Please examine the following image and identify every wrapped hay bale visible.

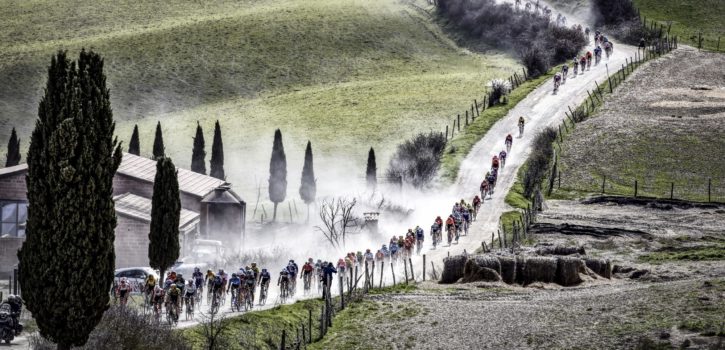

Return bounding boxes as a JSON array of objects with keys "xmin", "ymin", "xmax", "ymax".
[
  {"xmin": 462, "ymin": 260, "xmax": 502, "ymax": 282},
  {"xmin": 440, "ymin": 255, "xmax": 468, "ymax": 284},
  {"xmin": 584, "ymin": 258, "xmax": 612, "ymax": 279},
  {"xmin": 522, "ymin": 256, "xmax": 557, "ymax": 285},
  {"xmin": 470, "ymin": 255, "xmax": 502, "ymax": 275},
  {"xmin": 536, "ymin": 245, "xmax": 586, "ymax": 256},
  {"xmin": 555, "ymin": 256, "xmax": 585, "ymax": 286},
  {"xmin": 515, "ymin": 255, "xmax": 527, "ymax": 285},
  {"xmin": 498, "ymin": 256, "xmax": 517, "ymax": 284}
]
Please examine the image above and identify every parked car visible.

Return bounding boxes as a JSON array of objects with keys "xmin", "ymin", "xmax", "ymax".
[
  {"xmin": 171, "ymin": 260, "xmax": 207, "ymax": 280},
  {"xmin": 112, "ymin": 267, "xmax": 159, "ymax": 295}
]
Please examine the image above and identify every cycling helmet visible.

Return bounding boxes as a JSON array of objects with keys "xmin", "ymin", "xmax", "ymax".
[
  {"xmin": 207, "ymin": 269, "xmax": 212, "ymax": 274},
  {"xmin": 262, "ymin": 268, "xmax": 267, "ymax": 273},
  {"xmin": 170, "ymin": 284, "xmax": 177, "ymax": 289},
  {"xmin": 178, "ymin": 274, "xmax": 183, "ymax": 278},
  {"xmin": 194, "ymin": 267, "xmax": 200, "ymax": 273},
  {"xmin": 382, "ymin": 244, "xmax": 387, "ymax": 249},
  {"xmin": 232, "ymin": 273, "xmax": 238, "ymax": 278},
  {"xmin": 245, "ymin": 266, "xmax": 251, "ymax": 270},
  {"xmin": 218, "ymin": 269, "xmax": 223, "ymax": 274},
  {"xmin": 289, "ymin": 260, "xmax": 295, "ymax": 264},
  {"xmin": 120, "ymin": 277, "xmax": 127, "ymax": 283},
  {"xmin": 188, "ymin": 280, "xmax": 194, "ymax": 285},
  {"xmin": 366, "ymin": 249, "xmax": 371, "ymax": 253}
]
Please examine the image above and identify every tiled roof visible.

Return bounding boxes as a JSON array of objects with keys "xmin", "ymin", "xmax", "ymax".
[
  {"xmin": 117, "ymin": 153, "xmax": 226, "ymax": 198},
  {"xmin": 114, "ymin": 193, "xmax": 199, "ymax": 229},
  {"xmin": 0, "ymin": 164, "xmax": 27, "ymax": 178}
]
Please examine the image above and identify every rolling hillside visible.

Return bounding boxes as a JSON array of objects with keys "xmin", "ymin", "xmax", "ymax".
[{"xmin": 0, "ymin": 0, "xmax": 519, "ymax": 199}]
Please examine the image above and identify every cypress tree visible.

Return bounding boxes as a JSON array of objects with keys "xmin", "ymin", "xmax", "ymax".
[
  {"xmin": 190, "ymin": 121, "xmax": 206, "ymax": 174},
  {"xmin": 152, "ymin": 121, "xmax": 164, "ymax": 159},
  {"xmin": 18, "ymin": 50, "xmax": 122, "ymax": 350},
  {"xmin": 299, "ymin": 140, "xmax": 316, "ymax": 223},
  {"xmin": 5, "ymin": 127, "xmax": 21, "ymax": 167},
  {"xmin": 269, "ymin": 129, "xmax": 287, "ymax": 222},
  {"xmin": 128, "ymin": 124, "xmax": 140, "ymax": 155},
  {"xmin": 148, "ymin": 156, "xmax": 181, "ymax": 281},
  {"xmin": 209, "ymin": 120, "xmax": 225, "ymax": 180},
  {"xmin": 366, "ymin": 147, "xmax": 377, "ymax": 190}
]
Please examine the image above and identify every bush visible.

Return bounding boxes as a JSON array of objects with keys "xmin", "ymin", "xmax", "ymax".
[
  {"xmin": 521, "ymin": 46, "xmax": 550, "ymax": 79},
  {"xmin": 592, "ymin": 0, "xmax": 638, "ymax": 26},
  {"xmin": 522, "ymin": 127, "xmax": 557, "ymax": 198},
  {"xmin": 438, "ymin": 0, "xmax": 587, "ymax": 72},
  {"xmin": 592, "ymin": 0, "xmax": 662, "ymax": 45},
  {"xmin": 387, "ymin": 132, "xmax": 446, "ymax": 188},
  {"xmin": 488, "ymin": 78, "xmax": 512, "ymax": 106},
  {"xmin": 29, "ymin": 307, "xmax": 190, "ymax": 350}
]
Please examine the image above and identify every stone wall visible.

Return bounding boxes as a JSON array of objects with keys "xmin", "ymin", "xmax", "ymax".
[{"xmin": 114, "ymin": 215, "xmax": 150, "ymax": 268}]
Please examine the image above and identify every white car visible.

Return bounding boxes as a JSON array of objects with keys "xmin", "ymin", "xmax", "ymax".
[{"xmin": 113, "ymin": 267, "xmax": 159, "ymax": 295}]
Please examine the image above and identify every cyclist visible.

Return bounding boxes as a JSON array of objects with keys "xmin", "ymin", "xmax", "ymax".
[
  {"xmin": 604, "ymin": 41, "xmax": 613, "ymax": 59},
  {"xmin": 492, "ymin": 155, "xmax": 500, "ymax": 171},
  {"xmin": 205, "ymin": 269, "xmax": 215, "ymax": 293},
  {"xmin": 175, "ymin": 273, "xmax": 186, "ymax": 293},
  {"xmin": 561, "ymin": 64, "xmax": 569, "ymax": 82},
  {"xmin": 445, "ymin": 215, "xmax": 456, "ymax": 245},
  {"xmin": 192, "ymin": 267, "xmax": 204, "ymax": 292},
  {"xmin": 167, "ymin": 284, "xmax": 181, "ymax": 321},
  {"xmin": 258, "ymin": 268, "xmax": 271, "ymax": 290},
  {"xmin": 415, "ymin": 226, "xmax": 425, "ymax": 254},
  {"xmin": 116, "ymin": 277, "xmax": 131, "ymax": 307},
  {"xmin": 579, "ymin": 56, "xmax": 587, "ymax": 72},
  {"xmin": 381, "ymin": 244, "xmax": 390, "ymax": 261},
  {"xmin": 487, "ymin": 171, "xmax": 496, "ymax": 192},
  {"xmin": 321, "ymin": 262, "xmax": 337, "ymax": 298},
  {"xmin": 375, "ymin": 249, "xmax": 384, "ymax": 262},
  {"xmin": 390, "ymin": 240, "xmax": 399, "ymax": 262},
  {"xmin": 337, "ymin": 258, "xmax": 347, "ymax": 277},
  {"xmin": 585, "ymin": 27, "xmax": 590, "ymax": 37},
  {"xmin": 553, "ymin": 72, "xmax": 562, "ymax": 92},
  {"xmin": 244, "ymin": 269, "xmax": 256, "ymax": 304},
  {"xmin": 518, "ymin": 117, "xmax": 525, "ymax": 137},
  {"xmin": 184, "ymin": 280, "xmax": 196, "ymax": 313},
  {"xmin": 585, "ymin": 51, "xmax": 592, "ymax": 70},
  {"xmin": 278, "ymin": 269, "xmax": 291, "ymax": 298},
  {"xmin": 287, "ymin": 260, "xmax": 298, "ymax": 292},
  {"xmin": 250, "ymin": 263, "xmax": 260, "ymax": 281},
  {"xmin": 301, "ymin": 260, "xmax": 314, "ymax": 291},
  {"xmin": 572, "ymin": 57, "xmax": 579, "ymax": 75},
  {"xmin": 364, "ymin": 249, "xmax": 374, "ymax": 267},
  {"xmin": 228, "ymin": 272, "xmax": 241, "ymax": 304},
  {"xmin": 144, "ymin": 273, "xmax": 157, "ymax": 301},
  {"xmin": 152, "ymin": 285, "xmax": 165, "ymax": 317},
  {"xmin": 499, "ymin": 150, "xmax": 507, "ymax": 168},
  {"xmin": 472, "ymin": 195, "xmax": 481, "ymax": 214}
]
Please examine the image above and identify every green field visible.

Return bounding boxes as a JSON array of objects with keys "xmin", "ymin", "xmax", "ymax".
[
  {"xmin": 634, "ymin": 0, "xmax": 725, "ymax": 50},
  {"xmin": 0, "ymin": 0, "xmax": 520, "ymax": 199}
]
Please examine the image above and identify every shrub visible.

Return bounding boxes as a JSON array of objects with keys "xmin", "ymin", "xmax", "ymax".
[
  {"xmin": 521, "ymin": 46, "xmax": 550, "ymax": 78},
  {"xmin": 387, "ymin": 132, "xmax": 446, "ymax": 188},
  {"xmin": 437, "ymin": 0, "xmax": 586, "ymax": 72},
  {"xmin": 591, "ymin": 0, "xmax": 662, "ymax": 45},
  {"xmin": 488, "ymin": 78, "xmax": 512, "ymax": 106},
  {"xmin": 29, "ymin": 307, "xmax": 190, "ymax": 350},
  {"xmin": 522, "ymin": 127, "xmax": 557, "ymax": 198}
]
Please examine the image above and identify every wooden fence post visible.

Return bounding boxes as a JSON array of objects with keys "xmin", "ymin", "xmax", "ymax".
[
  {"xmin": 708, "ymin": 179, "xmax": 711, "ymax": 202},
  {"xmin": 379, "ymin": 261, "xmax": 384, "ymax": 288},
  {"xmin": 403, "ymin": 260, "xmax": 409, "ymax": 284},
  {"xmin": 670, "ymin": 182, "xmax": 674, "ymax": 199},
  {"xmin": 635, "ymin": 180, "xmax": 638, "ymax": 197},
  {"xmin": 465, "ymin": 110, "xmax": 469, "ymax": 126},
  {"xmin": 445, "ymin": 125, "xmax": 449, "ymax": 140},
  {"xmin": 430, "ymin": 261, "xmax": 438, "ymax": 280},
  {"xmin": 281, "ymin": 329, "xmax": 286, "ymax": 350},
  {"xmin": 408, "ymin": 258, "xmax": 415, "ymax": 282},
  {"xmin": 522, "ymin": 67, "xmax": 528, "ymax": 80},
  {"xmin": 558, "ymin": 125, "xmax": 563, "ymax": 142},
  {"xmin": 558, "ymin": 170, "xmax": 561, "ymax": 189},
  {"xmin": 390, "ymin": 262, "xmax": 396, "ymax": 285},
  {"xmin": 339, "ymin": 275, "xmax": 344, "ymax": 309},
  {"xmin": 308, "ymin": 309, "xmax": 312, "ymax": 343}
]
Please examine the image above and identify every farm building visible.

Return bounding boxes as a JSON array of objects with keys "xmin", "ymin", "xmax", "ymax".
[{"xmin": 0, "ymin": 153, "xmax": 246, "ymax": 275}]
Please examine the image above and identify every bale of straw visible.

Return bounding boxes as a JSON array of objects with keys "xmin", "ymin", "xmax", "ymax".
[
  {"xmin": 498, "ymin": 256, "xmax": 517, "ymax": 284},
  {"xmin": 536, "ymin": 245, "xmax": 586, "ymax": 256},
  {"xmin": 462, "ymin": 260, "xmax": 502, "ymax": 283},
  {"xmin": 440, "ymin": 255, "xmax": 468, "ymax": 284},
  {"xmin": 470, "ymin": 255, "xmax": 502, "ymax": 275},
  {"xmin": 555, "ymin": 256, "xmax": 585, "ymax": 286},
  {"xmin": 585, "ymin": 258, "xmax": 612, "ymax": 279},
  {"xmin": 515, "ymin": 255, "xmax": 527, "ymax": 285},
  {"xmin": 522, "ymin": 256, "xmax": 557, "ymax": 285}
]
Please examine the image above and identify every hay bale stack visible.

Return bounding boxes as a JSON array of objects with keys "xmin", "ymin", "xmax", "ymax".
[
  {"xmin": 462, "ymin": 260, "xmax": 502, "ymax": 282},
  {"xmin": 536, "ymin": 245, "xmax": 586, "ymax": 256},
  {"xmin": 440, "ymin": 255, "xmax": 468, "ymax": 284},
  {"xmin": 522, "ymin": 256, "xmax": 558, "ymax": 285},
  {"xmin": 515, "ymin": 255, "xmax": 527, "ymax": 285},
  {"xmin": 470, "ymin": 255, "xmax": 502, "ymax": 275},
  {"xmin": 585, "ymin": 258, "xmax": 612, "ymax": 279},
  {"xmin": 498, "ymin": 256, "xmax": 517, "ymax": 284},
  {"xmin": 555, "ymin": 256, "xmax": 585, "ymax": 286}
]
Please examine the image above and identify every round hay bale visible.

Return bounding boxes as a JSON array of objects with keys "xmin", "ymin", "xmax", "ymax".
[
  {"xmin": 584, "ymin": 258, "xmax": 612, "ymax": 279},
  {"xmin": 462, "ymin": 260, "xmax": 502, "ymax": 283},
  {"xmin": 523, "ymin": 256, "xmax": 557, "ymax": 285},
  {"xmin": 515, "ymin": 255, "xmax": 527, "ymax": 285},
  {"xmin": 555, "ymin": 256, "xmax": 584, "ymax": 286},
  {"xmin": 470, "ymin": 255, "xmax": 502, "ymax": 275},
  {"xmin": 440, "ymin": 255, "xmax": 468, "ymax": 284},
  {"xmin": 498, "ymin": 256, "xmax": 517, "ymax": 284}
]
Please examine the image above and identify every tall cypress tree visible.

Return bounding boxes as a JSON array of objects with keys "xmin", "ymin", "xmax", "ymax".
[
  {"xmin": 299, "ymin": 140, "xmax": 316, "ymax": 223},
  {"xmin": 148, "ymin": 156, "xmax": 181, "ymax": 280},
  {"xmin": 152, "ymin": 121, "xmax": 164, "ymax": 159},
  {"xmin": 269, "ymin": 129, "xmax": 287, "ymax": 222},
  {"xmin": 190, "ymin": 121, "xmax": 206, "ymax": 174},
  {"xmin": 5, "ymin": 127, "xmax": 21, "ymax": 167},
  {"xmin": 366, "ymin": 147, "xmax": 377, "ymax": 190},
  {"xmin": 128, "ymin": 124, "xmax": 140, "ymax": 156},
  {"xmin": 18, "ymin": 50, "xmax": 122, "ymax": 350},
  {"xmin": 209, "ymin": 120, "xmax": 225, "ymax": 180}
]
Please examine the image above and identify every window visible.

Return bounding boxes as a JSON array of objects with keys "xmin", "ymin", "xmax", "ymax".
[{"xmin": 0, "ymin": 201, "xmax": 27, "ymax": 238}]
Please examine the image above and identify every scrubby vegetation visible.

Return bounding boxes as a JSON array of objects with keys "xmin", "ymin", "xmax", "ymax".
[
  {"xmin": 634, "ymin": 0, "xmax": 725, "ymax": 50},
  {"xmin": 437, "ymin": 0, "xmax": 586, "ymax": 77},
  {"xmin": 387, "ymin": 132, "xmax": 446, "ymax": 188},
  {"xmin": 591, "ymin": 0, "xmax": 660, "ymax": 44},
  {"xmin": 29, "ymin": 307, "xmax": 190, "ymax": 350},
  {"xmin": 522, "ymin": 127, "xmax": 558, "ymax": 198}
]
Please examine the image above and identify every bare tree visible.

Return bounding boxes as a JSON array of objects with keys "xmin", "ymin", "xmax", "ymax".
[
  {"xmin": 196, "ymin": 310, "xmax": 233, "ymax": 350},
  {"xmin": 315, "ymin": 198, "xmax": 360, "ymax": 250}
]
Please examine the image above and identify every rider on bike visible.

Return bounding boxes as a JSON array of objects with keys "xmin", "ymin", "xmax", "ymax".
[
  {"xmin": 278, "ymin": 269, "xmax": 290, "ymax": 294},
  {"xmin": 144, "ymin": 274, "xmax": 157, "ymax": 299},
  {"xmin": 415, "ymin": 225, "xmax": 424, "ymax": 243},
  {"xmin": 167, "ymin": 284, "xmax": 181, "ymax": 320},
  {"xmin": 228, "ymin": 273, "xmax": 241, "ymax": 305},
  {"xmin": 152, "ymin": 285, "xmax": 165, "ymax": 313},
  {"xmin": 184, "ymin": 280, "xmax": 196, "ymax": 310},
  {"xmin": 192, "ymin": 267, "xmax": 204, "ymax": 290},
  {"xmin": 116, "ymin": 277, "xmax": 131, "ymax": 306},
  {"xmin": 381, "ymin": 244, "xmax": 390, "ymax": 260},
  {"xmin": 554, "ymin": 72, "xmax": 562, "ymax": 91},
  {"xmin": 364, "ymin": 249, "xmax": 374, "ymax": 266},
  {"xmin": 499, "ymin": 149, "xmax": 507, "ymax": 166},
  {"xmin": 375, "ymin": 249, "xmax": 384, "ymax": 262},
  {"xmin": 250, "ymin": 263, "xmax": 260, "ymax": 281},
  {"xmin": 259, "ymin": 268, "xmax": 271, "ymax": 289},
  {"xmin": 244, "ymin": 269, "xmax": 256, "ymax": 303},
  {"xmin": 301, "ymin": 260, "xmax": 314, "ymax": 287},
  {"xmin": 518, "ymin": 117, "xmax": 525, "ymax": 135}
]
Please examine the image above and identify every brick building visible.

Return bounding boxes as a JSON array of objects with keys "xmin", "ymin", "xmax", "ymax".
[{"xmin": 0, "ymin": 153, "xmax": 245, "ymax": 275}]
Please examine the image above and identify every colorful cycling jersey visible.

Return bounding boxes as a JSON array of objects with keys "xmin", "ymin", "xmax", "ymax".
[
  {"xmin": 260, "ymin": 272, "xmax": 271, "ymax": 283},
  {"xmin": 229, "ymin": 277, "xmax": 241, "ymax": 287}
]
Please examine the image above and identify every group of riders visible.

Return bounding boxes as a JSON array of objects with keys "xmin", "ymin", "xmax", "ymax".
[{"xmin": 553, "ymin": 29, "xmax": 615, "ymax": 93}]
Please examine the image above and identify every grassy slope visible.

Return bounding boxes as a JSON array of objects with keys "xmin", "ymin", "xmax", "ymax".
[
  {"xmin": 634, "ymin": 0, "xmax": 725, "ymax": 50},
  {"xmin": 0, "ymin": 0, "xmax": 519, "ymax": 198}
]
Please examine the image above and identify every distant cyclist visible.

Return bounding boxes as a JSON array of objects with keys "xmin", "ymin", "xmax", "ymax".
[
  {"xmin": 505, "ymin": 133, "xmax": 513, "ymax": 150},
  {"xmin": 518, "ymin": 117, "xmax": 525, "ymax": 137},
  {"xmin": 561, "ymin": 64, "xmax": 569, "ymax": 82},
  {"xmin": 553, "ymin": 72, "xmax": 562, "ymax": 93}
]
